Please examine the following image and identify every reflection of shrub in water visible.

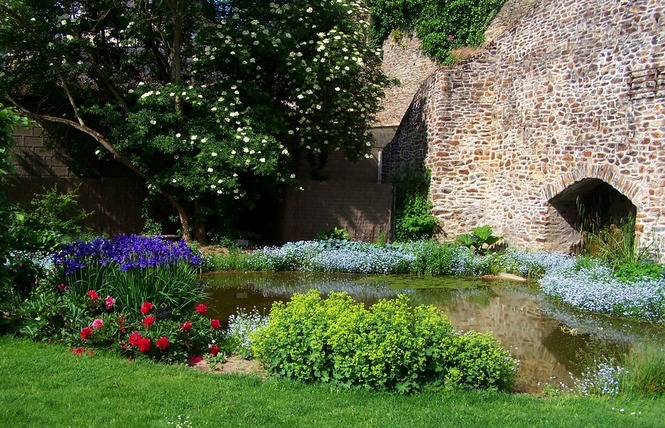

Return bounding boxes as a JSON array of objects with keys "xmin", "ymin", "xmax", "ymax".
[{"xmin": 257, "ymin": 278, "xmax": 408, "ymax": 303}]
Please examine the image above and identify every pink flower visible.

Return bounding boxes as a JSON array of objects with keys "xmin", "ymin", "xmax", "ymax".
[
  {"xmin": 141, "ymin": 301, "xmax": 154, "ymax": 315},
  {"xmin": 57, "ymin": 283, "xmax": 69, "ymax": 291},
  {"xmin": 137, "ymin": 337, "xmax": 152, "ymax": 353},
  {"xmin": 87, "ymin": 290, "xmax": 99, "ymax": 301},
  {"xmin": 194, "ymin": 303, "xmax": 207, "ymax": 314},
  {"xmin": 71, "ymin": 347, "xmax": 85, "ymax": 355},
  {"xmin": 143, "ymin": 316, "xmax": 156, "ymax": 328},
  {"xmin": 105, "ymin": 296, "xmax": 116, "ymax": 310},
  {"xmin": 209, "ymin": 345, "xmax": 220, "ymax": 356},
  {"xmin": 80, "ymin": 327, "xmax": 93, "ymax": 340},
  {"xmin": 91, "ymin": 318, "xmax": 104, "ymax": 329},
  {"xmin": 181, "ymin": 321, "xmax": 193, "ymax": 331},
  {"xmin": 210, "ymin": 319, "xmax": 221, "ymax": 330},
  {"xmin": 156, "ymin": 336, "xmax": 170, "ymax": 350},
  {"xmin": 129, "ymin": 332, "xmax": 142, "ymax": 346}
]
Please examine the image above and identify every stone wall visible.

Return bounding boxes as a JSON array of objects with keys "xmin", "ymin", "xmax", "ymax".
[
  {"xmin": 376, "ymin": 34, "xmax": 439, "ymax": 127},
  {"xmin": 384, "ymin": 0, "xmax": 665, "ymax": 256}
]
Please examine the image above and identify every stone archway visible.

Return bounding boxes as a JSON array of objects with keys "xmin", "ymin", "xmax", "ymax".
[{"xmin": 546, "ymin": 178, "xmax": 637, "ymax": 254}]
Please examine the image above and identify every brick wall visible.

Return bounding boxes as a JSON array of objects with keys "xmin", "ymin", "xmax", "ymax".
[
  {"xmin": 384, "ymin": 0, "xmax": 665, "ymax": 256},
  {"xmin": 9, "ymin": 126, "xmax": 146, "ymax": 235},
  {"xmin": 281, "ymin": 180, "xmax": 393, "ymax": 243}
]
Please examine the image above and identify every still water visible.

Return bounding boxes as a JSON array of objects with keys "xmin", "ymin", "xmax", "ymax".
[{"xmin": 203, "ymin": 271, "xmax": 665, "ymax": 393}]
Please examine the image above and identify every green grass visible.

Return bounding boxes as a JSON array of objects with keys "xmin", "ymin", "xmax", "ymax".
[{"xmin": 1, "ymin": 337, "xmax": 664, "ymax": 427}]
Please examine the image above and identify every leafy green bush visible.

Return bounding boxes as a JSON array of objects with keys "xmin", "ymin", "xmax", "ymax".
[
  {"xmin": 0, "ymin": 106, "xmax": 28, "ymax": 321},
  {"xmin": 315, "ymin": 227, "xmax": 350, "ymax": 241},
  {"xmin": 437, "ymin": 331, "xmax": 517, "ymax": 391},
  {"xmin": 392, "ymin": 167, "xmax": 439, "ymax": 242},
  {"xmin": 17, "ymin": 285, "xmax": 220, "ymax": 364},
  {"xmin": 367, "ymin": 0, "xmax": 505, "ymax": 64},
  {"xmin": 455, "ymin": 225, "xmax": 503, "ymax": 255},
  {"xmin": 252, "ymin": 290, "xmax": 516, "ymax": 393},
  {"xmin": 613, "ymin": 261, "xmax": 663, "ymax": 282},
  {"xmin": 395, "ymin": 193, "xmax": 439, "ymax": 242}
]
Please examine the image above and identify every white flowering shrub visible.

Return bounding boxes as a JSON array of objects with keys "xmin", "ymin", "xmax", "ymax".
[{"xmin": 0, "ymin": 0, "xmax": 389, "ymax": 239}]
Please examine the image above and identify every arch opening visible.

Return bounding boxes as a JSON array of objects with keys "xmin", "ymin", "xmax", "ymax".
[{"xmin": 548, "ymin": 178, "xmax": 637, "ymax": 256}]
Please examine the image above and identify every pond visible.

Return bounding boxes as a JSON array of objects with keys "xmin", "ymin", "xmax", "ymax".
[{"xmin": 202, "ymin": 271, "xmax": 665, "ymax": 393}]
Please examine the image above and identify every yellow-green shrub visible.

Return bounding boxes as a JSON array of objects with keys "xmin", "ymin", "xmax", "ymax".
[{"xmin": 251, "ymin": 290, "xmax": 517, "ymax": 393}]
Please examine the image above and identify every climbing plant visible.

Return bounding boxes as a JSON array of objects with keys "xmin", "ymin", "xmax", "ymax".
[
  {"xmin": 393, "ymin": 167, "xmax": 439, "ymax": 242},
  {"xmin": 366, "ymin": 0, "xmax": 506, "ymax": 64}
]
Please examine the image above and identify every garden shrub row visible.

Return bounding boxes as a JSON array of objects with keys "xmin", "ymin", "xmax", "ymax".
[
  {"xmin": 14, "ymin": 235, "xmax": 223, "ymax": 363},
  {"xmin": 251, "ymin": 290, "xmax": 517, "ymax": 393}
]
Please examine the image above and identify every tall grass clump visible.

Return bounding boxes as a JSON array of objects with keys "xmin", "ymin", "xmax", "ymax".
[
  {"xmin": 53, "ymin": 234, "xmax": 204, "ymax": 315},
  {"xmin": 620, "ymin": 342, "xmax": 665, "ymax": 396},
  {"xmin": 205, "ymin": 248, "xmax": 254, "ymax": 271},
  {"xmin": 402, "ymin": 240, "xmax": 498, "ymax": 276}
]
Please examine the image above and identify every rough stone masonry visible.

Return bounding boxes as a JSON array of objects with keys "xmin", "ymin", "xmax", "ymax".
[{"xmin": 384, "ymin": 0, "xmax": 665, "ymax": 257}]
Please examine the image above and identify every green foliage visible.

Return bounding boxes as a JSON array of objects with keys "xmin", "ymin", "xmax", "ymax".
[
  {"xmin": 222, "ymin": 308, "xmax": 269, "ymax": 359},
  {"xmin": 206, "ymin": 249, "xmax": 254, "ymax": 272},
  {"xmin": 620, "ymin": 342, "xmax": 665, "ymax": 396},
  {"xmin": 0, "ymin": 106, "xmax": 29, "ymax": 320},
  {"xmin": 393, "ymin": 167, "xmax": 439, "ymax": 242},
  {"xmin": 455, "ymin": 225, "xmax": 503, "ymax": 255},
  {"xmin": 252, "ymin": 290, "xmax": 516, "ymax": 393},
  {"xmin": 16, "ymin": 283, "xmax": 218, "ymax": 364},
  {"xmin": 437, "ymin": 331, "xmax": 517, "ymax": 391},
  {"xmin": 315, "ymin": 227, "xmax": 350, "ymax": 241},
  {"xmin": 10, "ymin": 186, "xmax": 93, "ymax": 252},
  {"xmin": 409, "ymin": 240, "xmax": 460, "ymax": 276},
  {"xmin": 367, "ymin": 0, "xmax": 506, "ymax": 64},
  {"xmin": 0, "ymin": 0, "xmax": 389, "ymax": 239},
  {"xmin": 613, "ymin": 261, "xmax": 664, "ymax": 282}
]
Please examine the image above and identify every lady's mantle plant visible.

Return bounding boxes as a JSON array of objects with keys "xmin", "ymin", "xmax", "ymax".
[{"xmin": 251, "ymin": 290, "xmax": 517, "ymax": 393}]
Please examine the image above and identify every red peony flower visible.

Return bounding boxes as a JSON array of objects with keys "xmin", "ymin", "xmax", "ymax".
[
  {"xmin": 80, "ymin": 327, "xmax": 93, "ymax": 340},
  {"xmin": 129, "ymin": 332, "xmax": 142, "ymax": 346},
  {"xmin": 140, "ymin": 301, "xmax": 154, "ymax": 315},
  {"xmin": 209, "ymin": 345, "xmax": 220, "ymax": 356},
  {"xmin": 105, "ymin": 295, "xmax": 116, "ymax": 311},
  {"xmin": 194, "ymin": 303, "xmax": 207, "ymax": 314},
  {"xmin": 86, "ymin": 290, "xmax": 99, "ymax": 301},
  {"xmin": 143, "ymin": 316, "xmax": 156, "ymax": 327},
  {"xmin": 156, "ymin": 336, "xmax": 170, "ymax": 350},
  {"xmin": 187, "ymin": 355, "xmax": 203, "ymax": 364},
  {"xmin": 91, "ymin": 318, "xmax": 104, "ymax": 329},
  {"xmin": 181, "ymin": 321, "xmax": 192, "ymax": 331},
  {"xmin": 210, "ymin": 319, "xmax": 221, "ymax": 330},
  {"xmin": 71, "ymin": 347, "xmax": 85, "ymax": 355},
  {"xmin": 137, "ymin": 337, "xmax": 152, "ymax": 353},
  {"xmin": 57, "ymin": 283, "xmax": 69, "ymax": 291}
]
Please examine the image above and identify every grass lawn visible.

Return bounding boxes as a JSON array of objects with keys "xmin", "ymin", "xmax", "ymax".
[{"xmin": 0, "ymin": 336, "xmax": 662, "ymax": 428}]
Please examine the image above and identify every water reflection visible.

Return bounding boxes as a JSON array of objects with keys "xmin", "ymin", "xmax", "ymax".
[{"xmin": 203, "ymin": 271, "xmax": 664, "ymax": 393}]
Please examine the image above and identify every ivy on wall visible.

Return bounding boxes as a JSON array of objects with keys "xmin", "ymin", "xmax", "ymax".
[{"xmin": 367, "ymin": 0, "xmax": 506, "ymax": 64}]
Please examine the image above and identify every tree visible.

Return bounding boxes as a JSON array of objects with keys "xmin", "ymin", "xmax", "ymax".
[
  {"xmin": 0, "ymin": 105, "xmax": 28, "ymax": 305},
  {"xmin": 0, "ymin": 0, "xmax": 388, "ymax": 241}
]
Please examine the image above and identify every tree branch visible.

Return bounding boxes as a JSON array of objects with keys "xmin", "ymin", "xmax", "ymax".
[{"xmin": 7, "ymin": 98, "xmax": 193, "ymax": 240}]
